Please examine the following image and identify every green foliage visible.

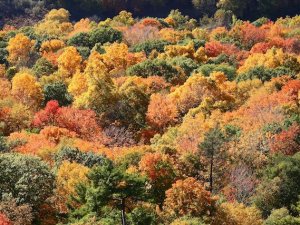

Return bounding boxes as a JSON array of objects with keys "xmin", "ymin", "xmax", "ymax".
[
  {"xmin": 169, "ymin": 56, "xmax": 199, "ymax": 76},
  {"xmin": 171, "ymin": 216, "xmax": 207, "ymax": 225},
  {"xmin": 265, "ymin": 208, "xmax": 300, "ymax": 225},
  {"xmin": 43, "ymin": 81, "xmax": 72, "ymax": 106},
  {"xmin": 126, "ymin": 59, "xmax": 181, "ymax": 83},
  {"xmin": 5, "ymin": 66, "xmax": 18, "ymax": 80},
  {"xmin": 177, "ymin": 38, "xmax": 206, "ymax": 49},
  {"xmin": 254, "ymin": 153, "xmax": 300, "ymax": 217},
  {"xmin": 194, "ymin": 63, "xmax": 237, "ymax": 81},
  {"xmin": 131, "ymin": 39, "xmax": 171, "ymax": 56},
  {"xmin": 128, "ymin": 206, "xmax": 158, "ymax": 225},
  {"xmin": 76, "ymin": 46, "xmax": 91, "ymax": 59},
  {"xmin": 89, "ymin": 27, "xmax": 122, "ymax": 47},
  {"xmin": 252, "ymin": 17, "xmax": 270, "ymax": 27},
  {"xmin": 32, "ymin": 57, "xmax": 55, "ymax": 77},
  {"xmin": 69, "ymin": 159, "xmax": 148, "ymax": 222},
  {"xmin": 55, "ymin": 146, "xmax": 106, "ymax": 168},
  {"xmin": 67, "ymin": 32, "xmax": 91, "ymax": 48},
  {"xmin": 0, "ymin": 136, "xmax": 9, "ymax": 153},
  {"xmin": 0, "ymin": 153, "xmax": 54, "ymax": 211},
  {"xmin": 237, "ymin": 66, "xmax": 296, "ymax": 83}
]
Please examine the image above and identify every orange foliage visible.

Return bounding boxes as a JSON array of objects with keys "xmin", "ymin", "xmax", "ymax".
[
  {"xmin": 164, "ymin": 177, "xmax": 215, "ymax": 217},
  {"xmin": 138, "ymin": 18, "xmax": 161, "ymax": 28},
  {"xmin": 146, "ymin": 93, "xmax": 178, "ymax": 130},
  {"xmin": 40, "ymin": 126, "xmax": 77, "ymax": 144}
]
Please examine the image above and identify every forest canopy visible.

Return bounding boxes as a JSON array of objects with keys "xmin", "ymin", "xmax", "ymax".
[{"xmin": 0, "ymin": 5, "xmax": 300, "ymax": 225}]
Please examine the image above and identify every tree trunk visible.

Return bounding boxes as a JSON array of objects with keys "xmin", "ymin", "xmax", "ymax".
[
  {"xmin": 209, "ymin": 153, "xmax": 214, "ymax": 193},
  {"xmin": 121, "ymin": 198, "xmax": 127, "ymax": 225}
]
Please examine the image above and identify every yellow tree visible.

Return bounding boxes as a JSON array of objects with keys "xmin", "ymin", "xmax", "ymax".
[
  {"xmin": 57, "ymin": 46, "xmax": 82, "ymax": 80},
  {"xmin": 55, "ymin": 161, "xmax": 90, "ymax": 213},
  {"xmin": 102, "ymin": 43, "xmax": 145, "ymax": 77},
  {"xmin": 7, "ymin": 33, "xmax": 34, "ymax": 66},
  {"xmin": 11, "ymin": 72, "xmax": 43, "ymax": 108},
  {"xmin": 35, "ymin": 8, "xmax": 73, "ymax": 37},
  {"xmin": 72, "ymin": 51, "xmax": 116, "ymax": 114},
  {"xmin": 212, "ymin": 202, "xmax": 263, "ymax": 225}
]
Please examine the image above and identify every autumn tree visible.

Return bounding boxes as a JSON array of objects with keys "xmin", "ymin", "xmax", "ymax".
[
  {"xmin": 71, "ymin": 51, "xmax": 116, "ymax": 115},
  {"xmin": 212, "ymin": 202, "xmax": 263, "ymax": 225},
  {"xmin": 146, "ymin": 93, "xmax": 178, "ymax": 131},
  {"xmin": 0, "ymin": 197, "xmax": 33, "ymax": 225},
  {"xmin": 57, "ymin": 46, "xmax": 82, "ymax": 79},
  {"xmin": 11, "ymin": 72, "xmax": 43, "ymax": 108},
  {"xmin": 0, "ymin": 214, "xmax": 11, "ymax": 225},
  {"xmin": 139, "ymin": 152, "xmax": 176, "ymax": 208},
  {"xmin": 163, "ymin": 177, "xmax": 215, "ymax": 218},
  {"xmin": 55, "ymin": 161, "xmax": 90, "ymax": 213},
  {"xmin": 7, "ymin": 33, "xmax": 34, "ymax": 67}
]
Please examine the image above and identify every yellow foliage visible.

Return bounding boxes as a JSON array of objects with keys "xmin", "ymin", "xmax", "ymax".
[
  {"xmin": 0, "ymin": 64, "xmax": 5, "ymax": 78},
  {"xmin": 163, "ymin": 177, "xmax": 216, "ymax": 217},
  {"xmin": 112, "ymin": 10, "xmax": 135, "ymax": 26},
  {"xmin": 102, "ymin": 43, "xmax": 146, "ymax": 77},
  {"xmin": 7, "ymin": 33, "xmax": 34, "ymax": 66},
  {"xmin": 192, "ymin": 27, "xmax": 209, "ymax": 40},
  {"xmin": 40, "ymin": 39, "xmax": 65, "ymax": 53},
  {"xmin": 68, "ymin": 18, "xmax": 92, "ymax": 37},
  {"xmin": 0, "ymin": 78, "xmax": 11, "ymax": 99},
  {"xmin": 238, "ymin": 48, "xmax": 289, "ymax": 73},
  {"xmin": 11, "ymin": 72, "xmax": 43, "ymax": 108},
  {"xmin": 213, "ymin": 202, "xmax": 263, "ymax": 225},
  {"xmin": 57, "ymin": 46, "xmax": 82, "ymax": 80},
  {"xmin": 72, "ymin": 51, "xmax": 115, "ymax": 112},
  {"xmin": 56, "ymin": 161, "xmax": 90, "ymax": 213},
  {"xmin": 45, "ymin": 8, "xmax": 70, "ymax": 23},
  {"xmin": 159, "ymin": 28, "xmax": 191, "ymax": 43},
  {"xmin": 68, "ymin": 71, "xmax": 88, "ymax": 97},
  {"xmin": 36, "ymin": 9, "xmax": 73, "ymax": 37}
]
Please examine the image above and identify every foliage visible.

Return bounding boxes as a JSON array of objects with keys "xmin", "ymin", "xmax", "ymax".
[
  {"xmin": 126, "ymin": 59, "xmax": 184, "ymax": 84},
  {"xmin": 163, "ymin": 177, "xmax": 215, "ymax": 217},
  {"xmin": 0, "ymin": 154, "xmax": 54, "ymax": 212},
  {"xmin": 89, "ymin": 27, "xmax": 122, "ymax": 47}
]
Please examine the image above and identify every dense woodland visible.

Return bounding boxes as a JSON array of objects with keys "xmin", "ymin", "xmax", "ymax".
[
  {"xmin": 0, "ymin": 0, "xmax": 299, "ymax": 25},
  {"xmin": 0, "ymin": 6, "xmax": 300, "ymax": 225}
]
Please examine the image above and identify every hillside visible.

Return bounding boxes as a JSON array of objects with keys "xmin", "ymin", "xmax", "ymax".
[{"xmin": 0, "ymin": 8, "xmax": 300, "ymax": 225}]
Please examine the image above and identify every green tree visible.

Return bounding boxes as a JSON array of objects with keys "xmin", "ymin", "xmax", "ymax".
[
  {"xmin": 199, "ymin": 125, "xmax": 226, "ymax": 193},
  {"xmin": 43, "ymin": 81, "xmax": 72, "ymax": 106},
  {"xmin": 32, "ymin": 57, "xmax": 56, "ymax": 78},
  {"xmin": 253, "ymin": 153, "xmax": 300, "ymax": 217},
  {"xmin": 0, "ymin": 154, "xmax": 55, "ymax": 212},
  {"xmin": 89, "ymin": 27, "xmax": 122, "ymax": 47},
  {"xmin": 70, "ymin": 159, "xmax": 148, "ymax": 225}
]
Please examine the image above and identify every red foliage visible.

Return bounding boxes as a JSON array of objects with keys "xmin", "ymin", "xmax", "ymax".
[
  {"xmin": 33, "ymin": 100, "xmax": 59, "ymax": 127},
  {"xmin": 236, "ymin": 22, "xmax": 267, "ymax": 48},
  {"xmin": 250, "ymin": 42, "xmax": 272, "ymax": 54},
  {"xmin": 0, "ymin": 214, "xmax": 12, "ymax": 225},
  {"xmin": 270, "ymin": 124, "xmax": 300, "ymax": 155},
  {"xmin": 205, "ymin": 41, "xmax": 238, "ymax": 57},
  {"xmin": 33, "ymin": 100, "xmax": 106, "ymax": 142}
]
